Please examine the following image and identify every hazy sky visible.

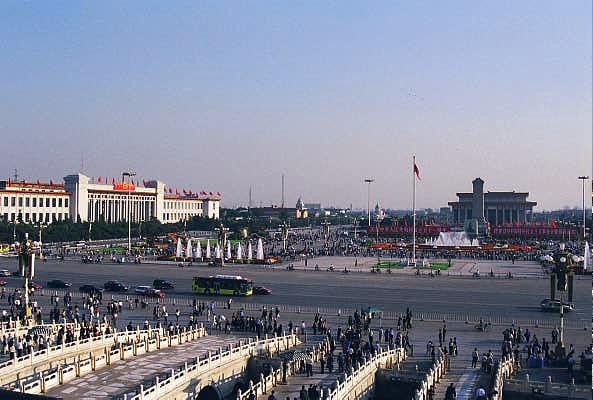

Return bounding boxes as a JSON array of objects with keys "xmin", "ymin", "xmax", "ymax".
[{"xmin": 1, "ymin": 1, "xmax": 591, "ymax": 211}]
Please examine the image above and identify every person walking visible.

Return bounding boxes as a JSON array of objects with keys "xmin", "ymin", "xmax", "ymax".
[{"xmin": 472, "ymin": 348, "xmax": 479, "ymax": 368}]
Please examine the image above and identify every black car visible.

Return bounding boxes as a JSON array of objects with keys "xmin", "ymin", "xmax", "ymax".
[
  {"xmin": 104, "ymin": 280, "xmax": 129, "ymax": 292},
  {"xmin": 253, "ymin": 286, "xmax": 272, "ymax": 295},
  {"xmin": 79, "ymin": 284, "xmax": 103, "ymax": 296},
  {"xmin": 47, "ymin": 279, "xmax": 72, "ymax": 289},
  {"xmin": 153, "ymin": 279, "xmax": 174, "ymax": 290}
]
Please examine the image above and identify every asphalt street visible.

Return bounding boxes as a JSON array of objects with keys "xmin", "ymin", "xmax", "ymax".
[{"xmin": 0, "ymin": 258, "xmax": 589, "ymax": 326}]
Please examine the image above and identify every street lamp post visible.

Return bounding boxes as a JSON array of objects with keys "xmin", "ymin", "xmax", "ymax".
[
  {"xmin": 577, "ymin": 176, "xmax": 589, "ymax": 240},
  {"xmin": 364, "ymin": 179, "xmax": 374, "ymax": 227},
  {"xmin": 122, "ymin": 171, "xmax": 136, "ymax": 252}
]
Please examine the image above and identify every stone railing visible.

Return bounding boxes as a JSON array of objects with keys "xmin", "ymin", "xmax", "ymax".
[
  {"xmin": 4, "ymin": 326, "xmax": 207, "ymax": 395},
  {"xmin": 236, "ymin": 339, "xmax": 329, "ymax": 400},
  {"xmin": 490, "ymin": 354, "xmax": 516, "ymax": 400},
  {"xmin": 126, "ymin": 333, "xmax": 301, "ymax": 400},
  {"xmin": 0, "ymin": 319, "xmax": 83, "ymax": 339},
  {"xmin": 327, "ymin": 347, "xmax": 407, "ymax": 400},
  {"xmin": 504, "ymin": 375, "xmax": 590, "ymax": 400},
  {"xmin": 413, "ymin": 355, "xmax": 447, "ymax": 400},
  {"xmin": 0, "ymin": 325, "xmax": 160, "ymax": 378}
]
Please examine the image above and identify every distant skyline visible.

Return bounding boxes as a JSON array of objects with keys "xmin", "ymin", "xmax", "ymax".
[{"xmin": 1, "ymin": 1, "xmax": 591, "ymax": 211}]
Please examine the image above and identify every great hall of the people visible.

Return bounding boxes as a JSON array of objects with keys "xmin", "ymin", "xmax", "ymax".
[{"xmin": 0, "ymin": 173, "xmax": 220, "ymax": 224}]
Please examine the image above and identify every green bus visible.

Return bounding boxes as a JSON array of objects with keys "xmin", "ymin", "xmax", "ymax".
[{"xmin": 192, "ymin": 274, "xmax": 253, "ymax": 296}]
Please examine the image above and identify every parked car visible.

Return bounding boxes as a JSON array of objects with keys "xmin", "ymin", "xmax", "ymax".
[
  {"xmin": 134, "ymin": 285, "xmax": 152, "ymax": 295},
  {"xmin": 104, "ymin": 281, "xmax": 129, "ymax": 292},
  {"xmin": 47, "ymin": 279, "xmax": 72, "ymax": 289},
  {"xmin": 540, "ymin": 298, "xmax": 574, "ymax": 313},
  {"xmin": 253, "ymin": 286, "xmax": 272, "ymax": 295},
  {"xmin": 152, "ymin": 279, "xmax": 174, "ymax": 290},
  {"xmin": 0, "ymin": 269, "xmax": 11, "ymax": 277},
  {"xmin": 27, "ymin": 281, "xmax": 43, "ymax": 290},
  {"xmin": 79, "ymin": 284, "xmax": 103, "ymax": 296}
]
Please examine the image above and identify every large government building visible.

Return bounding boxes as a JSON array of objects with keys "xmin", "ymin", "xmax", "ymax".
[
  {"xmin": 448, "ymin": 178, "xmax": 537, "ymax": 226},
  {"xmin": 0, "ymin": 173, "xmax": 220, "ymax": 224}
]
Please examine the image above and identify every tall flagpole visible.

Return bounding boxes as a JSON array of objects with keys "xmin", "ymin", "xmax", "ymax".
[{"xmin": 412, "ymin": 155, "xmax": 416, "ymax": 267}]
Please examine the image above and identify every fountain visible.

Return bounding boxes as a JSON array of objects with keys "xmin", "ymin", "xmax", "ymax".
[
  {"xmin": 236, "ymin": 243, "xmax": 243, "ymax": 260},
  {"xmin": 186, "ymin": 238, "xmax": 193, "ymax": 258},
  {"xmin": 226, "ymin": 241, "xmax": 232, "ymax": 259},
  {"xmin": 175, "ymin": 238, "xmax": 183, "ymax": 258},
  {"xmin": 247, "ymin": 242, "xmax": 253, "ymax": 260},
  {"xmin": 205, "ymin": 240, "xmax": 211, "ymax": 259},
  {"xmin": 424, "ymin": 232, "xmax": 479, "ymax": 247},
  {"xmin": 585, "ymin": 242, "xmax": 591, "ymax": 271},
  {"xmin": 214, "ymin": 243, "xmax": 221, "ymax": 259},
  {"xmin": 195, "ymin": 241, "xmax": 202, "ymax": 259},
  {"xmin": 256, "ymin": 238, "xmax": 264, "ymax": 261}
]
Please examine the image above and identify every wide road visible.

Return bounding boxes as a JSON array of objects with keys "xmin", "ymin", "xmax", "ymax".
[{"xmin": 1, "ymin": 258, "xmax": 589, "ymax": 325}]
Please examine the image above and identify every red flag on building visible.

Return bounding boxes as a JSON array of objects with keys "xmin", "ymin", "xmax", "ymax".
[
  {"xmin": 98, "ymin": 176, "xmax": 102, "ymax": 183},
  {"xmin": 168, "ymin": 188, "xmax": 173, "ymax": 194},
  {"xmin": 209, "ymin": 191, "xmax": 213, "ymax": 195},
  {"xmin": 217, "ymin": 192, "xmax": 221, "ymax": 196},
  {"xmin": 549, "ymin": 220, "xmax": 557, "ymax": 228},
  {"xmin": 112, "ymin": 178, "xmax": 115, "ymax": 184},
  {"xmin": 176, "ymin": 189, "xmax": 179, "ymax": 196},
  {"xmin": 182, "ymin": 189, "xmax": 187, "ymax": 195},
  {"xmin": 189, "ymin": 190, "xmax": 193, "ymax": 196},
  {"xmin": 50, "ymin": 179, "xmax": 53, "ymax": 185},
  {"xmin": 142, "ymin": 179, "xmax": 146, "ymax": 186}
]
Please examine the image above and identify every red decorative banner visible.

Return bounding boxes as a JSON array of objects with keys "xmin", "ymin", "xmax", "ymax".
[{"xmin": 113, "ymin": 182, "xmax": 135, "ymax": 192}]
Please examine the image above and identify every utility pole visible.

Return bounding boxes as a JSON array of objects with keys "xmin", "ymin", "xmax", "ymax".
[
  {"xmin": 578, "ymin": 176, "xmax": 589, "ymax": 240},
  {"xmin": 281, "ymin": 174, "xmax": 285, "ymax": 209},
  {"xmin": 364, "ymin": 178, "xmax": 374, "ymax": 227}
]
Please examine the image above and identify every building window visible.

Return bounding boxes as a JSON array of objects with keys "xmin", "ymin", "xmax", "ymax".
[
  {"xmin": 11, "ymin": 197, "xmax": 15, "ymax": 206},
  {"xmin": 65, "ymin": 198, "xmax": 68, "ymax": 207},
  {"xmin": 18, "ymin": 197, "xmax": 23, "ymax": 207},
  {"xmin": 39, "ymin": 198, "xmax": 43, "ymax": 207},
  {"xmin": 3, "ymin": 213, "xmax": 8, "ymax": 222},
  {"xmin": 52, "ymin": 198, "xmax": 56, "ymax": 207},
  {"xmin": 3, "ymin": 197, "xmax": 7, "ymax": 207},
  {"xmin": 52, "ymin": 213, "xmax": 56, "ymax": 222},
  {"xmin": 32, "ymin": 198, "xmax": 37, "ymax": 207},
  {"xmin": 31, "ymin": 213, "xmax": 36, "ymax": 222},
  {"xmin": 10, "ymin": 213, "xmax": 15, "ymax": 222},
  {"xmin": 25, "ymin": 213, "xmax": 29, "ymax": 222},
  {"xmin": 45, "ymin": 213, "xmax": 49, "ymax": 222},
  {"xmin": 46, "ymin": 198, "xmax": 50, "ymax": 207},
  {"xmin": 64, "ymin": 213, "xmax": 68, "ymax": 220},
  {"xmin": 58, "ymin": 198, "xmax": 62, "ymax": 207},
  {"xmin": 25, "ymin": 197, "xmax": 30, "ymax": 207}
]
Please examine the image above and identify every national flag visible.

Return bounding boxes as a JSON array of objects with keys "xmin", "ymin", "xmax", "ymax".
[
  {"xmin": 217, "ymin": 192, "xmax": 221, "ymax": 196},
  {"xmin": 413, "ymin": 161, "xmax": 421, "ymax": 180},
  {"xmin": 176, "ymin": 189, "xmax": 179, "ymax": 196},
  {"xmin": 112, "ymin": 178, "xmax": 115, "ymax": 184},
  {"xmin": 189, "ymin": 190, "xmax": 193, "ymax": 196},
  {"xmin": 50, "ymin": 179, "xmax": 53, "ymax": 185},
  {"xmin": 142, "ymin": 179, "xmax": 146, "ymax": 186},
  {"xmin": 200, "ymin": 191, "xmax": 206, "ymax": 195},
  {"xmin": 183, "ymin": 189, "xmax": 187, "ymax": 195},
  {"xmin": 209, "ymin": 191, "xmax": 213, "ymax": 195},
  {"xmin": 36, "ymin": 180, "xmax": 40, "ymax": 185},
  {"xmin": 98, "ymin": 176, "xmax": 102, "ymax": 183},
  {"xmin": 549, "ymin": 220, "xmax": 557, "ymax": 228},
  {"xmin": 169, "ymin": 188, "xmax": 173, "ymax": 194}
]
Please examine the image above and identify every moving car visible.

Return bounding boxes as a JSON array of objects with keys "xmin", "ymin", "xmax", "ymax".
[
  {"xmin": 79, "ymin": 284, "xmax": 103, "ymax": 296},
  {"xmin": 47, "ymin": 280, "xmax": 72, "ymax": 289},
  {"xmin": 104, "ymin": 281, "xmax": 129, "ymax": 292},
  {"xmin": 134, "ymin": 285, "xmax": 152, "ymax": 295},
  {"xmin": 28, "ymin": 281, "xmax": 43, "ymax": 290},
  {"xmin": 0, "ymin": 269, "xmax": 11, "ymax": 277},
  {"xmin": 253, "ymin": 286, "xmax": 272, "ymax": 295},
  {"xmin": 0, "ymin": 279, "xmax": 6, "ymax": 286},
  {"xmin": 153, "ymin": 279, "xmax": 174, "ymax": 290},
  {"xmin": 145, "ymin": 288, "xmax": 165, "ymax": 299},
  {"xmin": 540, "ymin": 298, "xmax": 574, "ymax": 313}
]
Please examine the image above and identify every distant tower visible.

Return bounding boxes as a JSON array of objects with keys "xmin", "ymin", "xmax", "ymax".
[{"xmin": 472, "ymin": 178, "xmax": 485, "ymax": 221}]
